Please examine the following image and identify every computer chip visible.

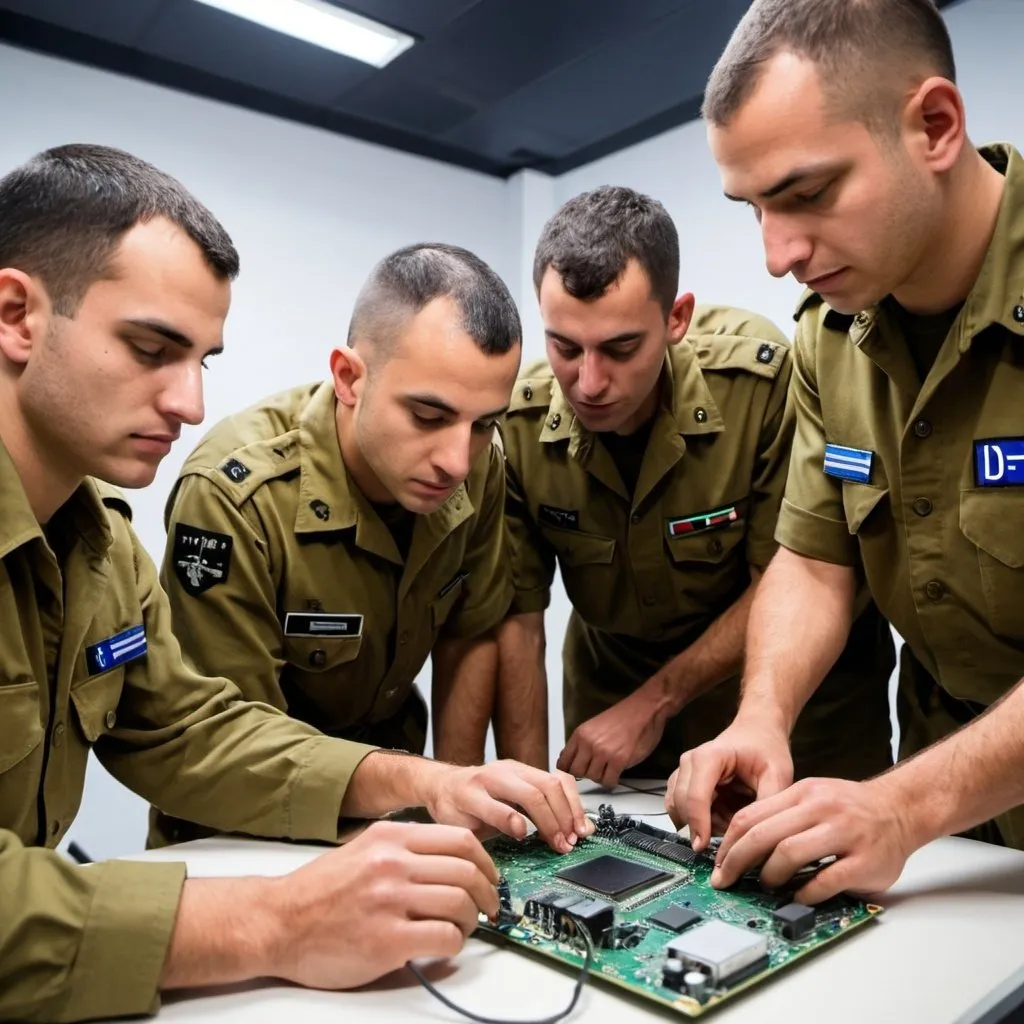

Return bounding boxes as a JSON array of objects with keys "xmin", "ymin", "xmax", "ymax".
[
  {"xmin": 556, "ymin": 854, "xmax": 672, "ymax": 899},
  {"xmin": 649, "ymin": 905, "xmax": 703, "ymax": 933}
]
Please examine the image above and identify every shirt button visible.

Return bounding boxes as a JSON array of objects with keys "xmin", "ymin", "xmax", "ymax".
[
  {"xmin": 707, "ymin": 538, "xmax": 724, "ymax": 557},
  {"xmin": 52, "ymin": 722, "xmax": 65, "ymax": 747},
  {"xmin": 523, "ymin": 385, "xmax": 533, "ymax": 401},
  {"xmin": 384, "ymin": 688, "xmax": 398, "ymax": 699},
  {"xmin": 694, "ymin": 407, "xmax": 708, "ymax": 424},
  {"xmin": 854, "ymin": 312, "xmax": 871, "ymax": 327},
  {"xmin": 549, "ymin": 413, "xmax": 562, "ymax": 429},
  {"xmin": 630, "ymin": 513, "xmax": 640, "ymax": 525},
  {"xmin": 309, "ymin": 649, "xmax": 327, "ymax": 667},
  {"xmin": 105, "ymin": 710, "xmax": 117, "ymax": 730},
  {"xmin": 912, "ymin": 498, "xmax": 933, "ymax": 518},
  {"xmin": 913, "ymin": 418, "xmax": 932, "ymax": 439},
  {"xmin": 398, "ymin": 631, "xmax": 409, "ymax": 646},
  {"xmin": 925, "ymin": 580, "xmax": 945, "ymax": 602}
]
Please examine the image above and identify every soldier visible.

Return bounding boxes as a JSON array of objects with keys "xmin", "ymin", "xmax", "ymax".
[
  {"xmin": 497, "ymin": 185, "xmax": 894, "ymax": 789},
  {"xmin": 152, "ymin": 242, "xmax": 530, "ymax": 847},
  {"xmin": 668, "ymin": 0, "xmax": 1024, "ymax": 903},
  {"xmin": 0, "ymin": 144, "xmax": 588, "ymax": 1022}
]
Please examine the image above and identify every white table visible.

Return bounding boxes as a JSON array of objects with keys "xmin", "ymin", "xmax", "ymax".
[{"xmin": 111, "ymin": 783, "xmax": 1024, "ymax": 1023}]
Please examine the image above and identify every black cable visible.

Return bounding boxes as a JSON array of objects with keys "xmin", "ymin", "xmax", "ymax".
[
  {"xmin": 408, "ymin": 929, "xmax": 593, "ymax": 1024},
  {"xmin": 615, "ymin": 781, "xmax": 667, "ymax": 797}
]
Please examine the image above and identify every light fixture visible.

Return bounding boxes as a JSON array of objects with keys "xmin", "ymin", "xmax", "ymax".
[{"xmin": 193, "ymin": 0, "xmax": 415, "ymax": 68}]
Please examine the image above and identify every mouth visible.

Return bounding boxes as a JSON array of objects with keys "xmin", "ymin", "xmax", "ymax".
[
  {"xmin": 801, "ymin": 268, "xmax": 849, "ymax": 292},
  {"xmin": 130, "ymin": 432, "xmax": 179, "ymax": 455},
  {"xmin": 411, "ymin": 479, "xmax": 453, "ymax": 496}
]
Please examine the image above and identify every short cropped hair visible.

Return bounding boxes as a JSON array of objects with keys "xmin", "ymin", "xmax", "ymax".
[
  {"xmin": 703, "ymin": 0, "xmax": 956, "ymax": 129},
  {"xmin": 533, "ymin": 186, "xmax": 679, "ymax": 316},
  {"xmin": 349, "ymin": 243, "xmax": 521, "ymax": 357},
  {"xmin": 0, "ymin": 144, "xmax": 239, "ymax": 316}
]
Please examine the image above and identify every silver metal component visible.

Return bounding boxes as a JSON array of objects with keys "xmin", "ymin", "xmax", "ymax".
[
  {"xmin": 666, "ymin": 920, "xmax": 769, "ymax": 985},
  {"xmin": 684, "ymin": 970, "xmax": 710, "ymax": 1002}
]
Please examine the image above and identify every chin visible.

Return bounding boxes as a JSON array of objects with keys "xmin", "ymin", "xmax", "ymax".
[{"xmin": 93, "ymin": 459, "xmax": 160, "ymax": 490}]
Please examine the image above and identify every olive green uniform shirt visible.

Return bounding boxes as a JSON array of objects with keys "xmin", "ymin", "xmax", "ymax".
[
  {"xmin": 154, "ymin": 381, "xmax": 511, "ymax": 845},
  {"xmin": 778, "ymin": 144, "xmax": 1024, "ymax": 845},
  {"xmin": 504, "ymin": 305, "xmax": 894, "ymax": 779},
  {"xmin": 0, "ymin": 440, "xmax": 376, "ymax": 1023}
]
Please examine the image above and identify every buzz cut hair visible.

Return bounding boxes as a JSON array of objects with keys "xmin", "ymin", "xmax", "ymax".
[{"xmin": 702, "ymin": 0, "xmax": 956, "ymax": 131}]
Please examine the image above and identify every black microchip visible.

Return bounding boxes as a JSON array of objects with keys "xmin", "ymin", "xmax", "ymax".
[
  {"xmin": 556, "ymin": 854, "xmax": 672, "ymax": 899},
  {"xmin": 649, "ymin": 905, "xmax": 703, "ymax": 933}
]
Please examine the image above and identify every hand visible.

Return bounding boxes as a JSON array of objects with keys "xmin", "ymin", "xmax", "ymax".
[
  {"xmin": 557, "ymin": 688, "xmax": 668, "ymax": 788},
  {"xmin": 709, "ymin": 776, "xmax": 916, "ymax": 903},
  {"xmin": 665, "ymin": 715, "xmax": 793, "ymax": 851},
  {"xmin": 261, "ymin": 820, "xmax": 499, "ymax": 989},
  {"xmin": 422, "ymin": 760, "xmax": 593, "ymax": 854}
]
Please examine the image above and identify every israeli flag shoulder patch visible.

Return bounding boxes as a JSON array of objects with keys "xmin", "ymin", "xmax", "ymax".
[
  {"xmin": 86, "ymin": 624, "xmax": 147, "ymax": 676},
  {"xmin": 823, "ymin": 443, "xmax": 874, "ymax": 484}
]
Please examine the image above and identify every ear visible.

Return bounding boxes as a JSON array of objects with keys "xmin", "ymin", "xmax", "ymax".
[
  {"xmin": 904, "ymin": 76, "xmax": 966, "ymax": 175},
  {"xmin": 666, "ymin": 292, "xmax": 696, "ymax": 346},
  {"xmin": 0, "ymin": 269, "xmax": 49, "ymax": 367},
  {"xmin": 329, "ymin": 346, "xmax": 366, "ymax": 408}
]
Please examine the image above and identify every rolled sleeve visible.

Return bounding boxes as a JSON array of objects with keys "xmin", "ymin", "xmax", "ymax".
[
  {"xmin": 442, "ymin": 444, "xmax": 514, "ymax": 639},
  {"xmin": 775, "ymin": 314, "xmax": 858, "ymax": 567},
  {"xmin": 287, "ymin": 735, "xmax": 378, "ymax": 839}
]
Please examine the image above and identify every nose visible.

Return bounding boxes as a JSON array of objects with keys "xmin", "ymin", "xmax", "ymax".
[
  {"xmin": 432, "ymin": 423, "xmax": 472, "ymax": 484},
  {"xmin": 158, "ymin": 361, "xmax": 205, "ymax": 427},
  {"xmin": 577, "ymin": 350, "xmax": 610, "ymax": 400},
  {"xmin": 761, "ymin": 211, "xmax": 814, "ymax": 280}
]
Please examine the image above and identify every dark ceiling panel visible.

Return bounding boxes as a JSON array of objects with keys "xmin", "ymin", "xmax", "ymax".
[
  {"xmin": 443, "ymin": 0, "xmax": 750, "ymax": 165},
  {"xmin": 137, "ymin": 0, "xmax": 374, "ymax": 107},
  {"xmin": 0, "ymin": 0, "xmax": 979, "ymax": 178},
  {"xmin": 330, "ymin": 0, "xmax": 483, "ymax": 39},
  {"xmin": 0, "ymin": 0, "xmax": 163, "ymax": 47}
]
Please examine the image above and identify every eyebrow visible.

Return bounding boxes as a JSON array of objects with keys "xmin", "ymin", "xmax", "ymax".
[
  {"xmin": 123, "ymin": 318, "xmax": 224, "ymax": 357},
  {"xmin": 406, "ymin": 394, "xmax": 509, "ymax": 421},
  {"xmin": 546, "ymin": 329, "xmax": 645, "ymax": 348},
  {"xmin": 724, "ymin": 162, "xmax": 845, "ymax": 203}
]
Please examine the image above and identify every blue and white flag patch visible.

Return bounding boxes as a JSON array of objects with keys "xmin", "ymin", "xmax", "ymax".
[
  {"xmin": 975, "ymin": 438, "xmax": 1024, "ymax": 486},
  {"xmin": 86, "ymin": 625, "xmax": 147, "ymax": 676},
  {"xmin": 823, "ymin": 444, "xmax": 874, "ymax": 484}
]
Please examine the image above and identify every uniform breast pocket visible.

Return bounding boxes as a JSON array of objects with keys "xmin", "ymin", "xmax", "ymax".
[
  {"xmin": 0, "ymin": 680, "xmax": 44, "ymax": 774},
  {"xmin": 960, "ymin": 489, "xmax": 1024, "ymax": 640},
  {"xmin": 430, "ymin": 574, "xmax": 466, "ymax": 631},
  {"xmin": 666, "ymin": 524, "xmax": 746, "ymax": 613},
  {"xmin": 283, "ymin": 635, "xmax": 364, "ymax": 676},
  {"xmin": 70, "ymin": 667, "xmax": 126, "ymax": 743},
  {"xmin": 539, "ymin": 527, "xmax": 616, "ymax": 623}
]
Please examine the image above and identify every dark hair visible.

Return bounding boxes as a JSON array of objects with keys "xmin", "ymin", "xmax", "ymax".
[
  {"xmin": 349, "ymin": 243, "xmax": 521, "ymax": 356},
  {"xmin": 532, "ymin": 186, "xmax": 679, "ymax": 316},
  {"xmin": 703, "ymin": 0, "xmax": 956, "ymax": 129},
  {"xmin": 0, "ymin": 143, "xmax": 239, "ymax": 316}
]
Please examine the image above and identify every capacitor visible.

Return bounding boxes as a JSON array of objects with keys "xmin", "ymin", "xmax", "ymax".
[
  {"xmin": 662, "ymin": 959, "xmax": 684, "ymax": 990},
  {"xmin": 684, "ymin": 970, "xmax": 709, "ymax": 1002}
]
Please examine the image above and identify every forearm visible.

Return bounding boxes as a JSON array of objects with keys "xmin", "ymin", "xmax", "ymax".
[
  {"xmin": 431, "ymin": 632, "xmax": 497, "ymax": 765},
  {"xmin": 339, "ymin": 748, "xmax": 451, "ymax": 819},
  {"xmin": 647, "ymin": 571, "xmax": 761, "ymax": 719},
  {"xmin": 875, "ymin": 675, "xmax": 1024, "ymax": 850},
  {"xmin": 739, "ymin": 547, "xmax": 856, "ymax": 734},
  {"xmin": 494, "ymin": 612, "xmax": 549, "ymax": 768},
  {"xmin": 161, "ymin": 877, "xmax": 278, "ymax": 989}
]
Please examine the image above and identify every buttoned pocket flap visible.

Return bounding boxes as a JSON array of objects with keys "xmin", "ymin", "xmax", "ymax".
[
  {"xmin": 666, "ymin": 524, "xmax": 744, "ymax": 564},
  {"xmin": 70, "ymin": 668, "xmax": 125, "ymax": 743},
  {"xmin": 284, "ymin": 635, "xmax": 363, "ymax": 673},
  {"xmin": 539, "ymin": 528, "xmax": 616, "ymax": 568},
  {"xmin": 960, "ymin": 489, "xmax": 1024, "ymax": 568}
]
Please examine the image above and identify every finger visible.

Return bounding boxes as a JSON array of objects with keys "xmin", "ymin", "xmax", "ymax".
[
  {"xmin": 599, "ymin": 759, "xmax": 623, "ymax": 789},
  {"xmin": 457, "ymin": 776, "xmax": 566, "ymax": 851},
  {"xmin": 758, "ymin": 822, "xmax": 834, "ymax": 891},
  {"xmin": 714, "ymin": 786, "xmax": 803, "ymax": 867},
  {"xmin": 713, "ymin": 801, "xmax": 821, "ymax": 890},
  {"xmin": 400, "ymin": 920, "xmax": 466, "ymax": 965},
  {"xmin": 794, "ymin": 858, "xmax": 858, "ymax": 906},
  {"xmin": 407, "ymin": 855, "xmax": 500, "ymax": 917},
  {"xmin": 555, "ymin": 770, "xmax": 591, "ymax": 837},
  {"xmin": 406, "ymin": 883, "xmax": 484, "ymax": 938},
  {"xmin": 684, "ymin": 749, "xmax": 733, "ymax": 853},
  {"xmin": 564, "ymin": 740, "xmax": 594, "ymax": 783},
  {"xmin": 755, "ymin": 761, "xmax": 793, "ymax": 801},
  {"xmin": 557, "ymin": 734, "xmax": 579, "ymax": 774},
  {"xmin": 585, "ymin": 756, "xmax": 608, "ymax": 787},
  {"xmin": 509, "ymin": 764, "xmax": 580, "ymax": 844},
  {"xmin": 401, "ymin": 822, "xmax": 500, "ymax": 885}
]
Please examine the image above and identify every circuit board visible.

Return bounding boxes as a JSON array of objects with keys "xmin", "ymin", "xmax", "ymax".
[{"xmin": 477, "ymin": 805, "xmax": 881, "ymax": 1017}]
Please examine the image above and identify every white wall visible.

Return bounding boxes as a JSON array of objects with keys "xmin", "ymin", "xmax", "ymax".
[{"xmin": 6, "ymin": 0, "xmax": 1024, "ymax": 859}]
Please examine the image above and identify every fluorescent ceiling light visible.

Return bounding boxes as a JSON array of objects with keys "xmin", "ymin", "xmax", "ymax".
[{"xmin": 194, "ymin": 0, "xmax": 415, "ymax": 67}]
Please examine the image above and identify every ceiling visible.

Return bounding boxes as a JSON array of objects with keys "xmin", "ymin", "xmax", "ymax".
[{"xmin": 0, "ymin": 0, "xmax": 968, "ymax": 179}]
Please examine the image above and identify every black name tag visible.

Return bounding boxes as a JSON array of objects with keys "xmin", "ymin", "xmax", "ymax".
[
  {"xmin": 283, "ymin": 613, "xmax": 363, "ymax": 638},
  {"xmin": 538, "ymin": 504, "xmax": 579, "ymax": 530}
]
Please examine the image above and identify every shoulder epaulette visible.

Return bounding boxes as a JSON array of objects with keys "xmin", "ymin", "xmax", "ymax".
[
  {"xmin": 507, "ymin": 361, "xmax": 556, "ymax": 414},
  {"xmin": 182, "ymin": 430, "xmax": 302, "ymax": 508}
]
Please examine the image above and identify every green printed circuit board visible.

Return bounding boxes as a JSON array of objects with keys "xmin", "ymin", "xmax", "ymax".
[{"xmin": 478, "ymin": 805, "xmax": 881, "ymax": 1016}]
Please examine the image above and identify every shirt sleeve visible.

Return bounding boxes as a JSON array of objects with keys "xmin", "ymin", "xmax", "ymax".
[
  {"xmin": 744, "ymin": 346, "xmax": 794, "ymax": 570},
  {"xmin": 774, "ymin": 314, "xmax": 860, "ymax": 566},
  {"xmin": 95, "ymin": 517, "xmax": 378, "ymax": 842},
  {"xmin": 0, "ymin": 827, "xmax": 186, "ymax": 1023},
  {"xmin": 160, "ymin": 473, "xmax": 288, "ymax": 712},
  {"xmin": 440, "ymin": 443, "xmax": 514, "ymax": 638},
  {"xmin": 501, "ymin": 423, "xmax": 557, "ymax": 615}
]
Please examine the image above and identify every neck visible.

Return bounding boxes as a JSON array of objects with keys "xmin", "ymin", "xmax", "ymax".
[
  {"xmin": 893, "ymin": 148, "xmax": 1007, "ymax": 314},
  {"xmin": 0, "ymin": 382, "xmax": 80, "ymax": 523},
  {"xmin": 334, "ymin": 401, "xmax": 393, "ymax": 504}
]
